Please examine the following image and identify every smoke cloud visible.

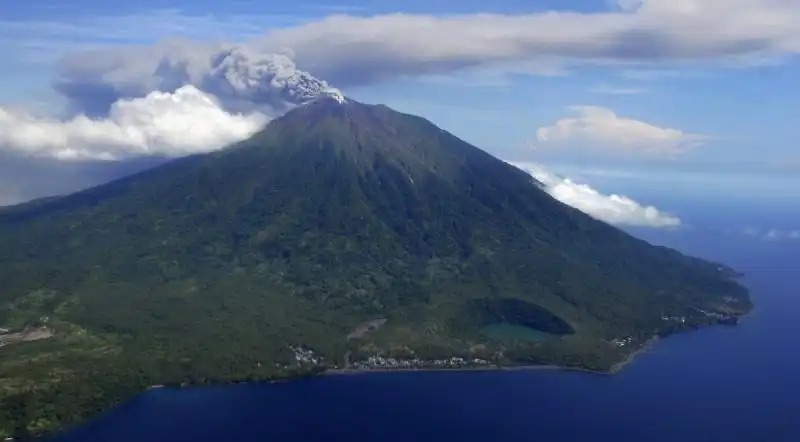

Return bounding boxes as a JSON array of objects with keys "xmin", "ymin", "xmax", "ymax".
[{"xmin": 53, "ymin": 42, "xmax": 333, "ymax": 117}]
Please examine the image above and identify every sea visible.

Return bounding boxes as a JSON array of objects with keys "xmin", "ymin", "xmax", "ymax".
[{"xmin": 51, "ymin": 194, "xmax": 800, "ymax": 442}]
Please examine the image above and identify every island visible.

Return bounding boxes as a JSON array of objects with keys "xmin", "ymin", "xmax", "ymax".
[{"xmin": 0, "ymin": 96, "xmax": 752, "ymax": 439}]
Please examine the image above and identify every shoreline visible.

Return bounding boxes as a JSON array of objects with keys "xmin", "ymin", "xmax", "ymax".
[
  {"xmin": 325, "ymin": 364, "xmax": 565, "ymax": 376},
  {"xmin": 325, "ymin": 335, "xmax": 661, "ymax": 378},
  {"xmin": 8, "ymin": 320, "xmax": 737, "ymax": 441},
  {"xmin": 9, "ymin": 313, "xmax": 745, "ymax": 441},
  {"xmin": 608, "ymin": 335, "xmax": 659, "ymax": 373},
  {"xmin": 326, "ymin": 308, "xmax": 752, "ymax": 379}
]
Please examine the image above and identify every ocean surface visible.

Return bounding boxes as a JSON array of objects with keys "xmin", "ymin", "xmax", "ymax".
[{"xmin": 51, "ymin": 198, "xmax": 800, "ymax": 442}]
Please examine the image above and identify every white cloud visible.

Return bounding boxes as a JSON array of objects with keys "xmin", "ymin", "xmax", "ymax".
[
  {"xmin": 590, "ymin": 85, "xmax": 649, "ymax": 95},
  {"xmin": 0, "ymin": 85, "xmax": 267, "ymax": 160},
  {"xmin": 535, "ymin": 106, "xmax": 706, "ymax": 154},
  {"xmin": 511, "ymin": 161, "xmax": 682, "ymax": 229},
  {"xmin": 617, "ymin": 69, "xmax": 710, "ymax": 81},
  {"xmin": 742, "ymin": 227, "xmax": 800, "ymax": 241},
  {"xmin": 765, "ymin": 229, "xmax": 800, "ymax": 240}
]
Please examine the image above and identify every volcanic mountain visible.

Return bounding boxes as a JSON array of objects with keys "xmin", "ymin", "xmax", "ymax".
[{"xmin": 0, "ymin": 95, "xmax": 750, "ymax": 437}]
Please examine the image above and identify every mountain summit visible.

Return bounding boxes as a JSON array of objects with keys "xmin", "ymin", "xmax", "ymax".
[{"xmin": 0, "ymin": 100, "xmax": 750, "ymax": 437}]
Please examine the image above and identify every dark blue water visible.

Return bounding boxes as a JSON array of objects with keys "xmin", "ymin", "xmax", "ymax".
[{"xmin": 53, "ymin": 200, "xmax": 800, "ymax": 442}]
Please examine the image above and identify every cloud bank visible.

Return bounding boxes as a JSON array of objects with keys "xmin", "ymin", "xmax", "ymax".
[
  {"xmin": 535, "ymin": 106, "xmax": 706, "ymax": 154},
  {"xmin": 512, "ymin": 162, "xmax": 682, "ymax": 229},
  {"xmin": 264, "ymin": 0, "xmax": 799, "ymax": 82},
  {"xmin": 41, "ymin": 0, "xmax": 800, "ymax": 116}
]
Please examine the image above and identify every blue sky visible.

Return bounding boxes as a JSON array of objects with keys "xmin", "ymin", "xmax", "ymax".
[{"xmin": 0, "ymin": 0, "xmax": 798, "ymax": 229}]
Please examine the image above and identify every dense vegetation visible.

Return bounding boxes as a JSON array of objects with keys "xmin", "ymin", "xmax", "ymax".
[{"xmin": 0, "ymin": 96, "xmax": 751, "ymax": 438}]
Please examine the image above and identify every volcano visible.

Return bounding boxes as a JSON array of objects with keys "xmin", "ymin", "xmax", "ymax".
[{"xmin": 0, "ymin": 95, "xmax": 751, "ymax": 437}]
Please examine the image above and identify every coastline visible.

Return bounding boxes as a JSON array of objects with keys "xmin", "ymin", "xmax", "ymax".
[
  {"xmin": 325, "ymin": 335, "xmax": 661, "ymax": 378},
  {"xmin": 608, "ymin": 335, "xmax": 659, "ymax": 374},
  {"xmin": 7, "ymin": 320, "xmax": 737, "ymax": 442},
  {"xmin": 325, "ymin": 364, "xmax": 562, "ymax": 376},
  {"xmin": 4, "ymin": 318, "xmax": 734, "ymax": 440}
]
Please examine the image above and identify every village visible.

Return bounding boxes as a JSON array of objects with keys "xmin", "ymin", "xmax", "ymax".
[
  {"xmin": 611, "ymin": 307, "xmax": 739, "ymax": 349},
  {"xmin": 661, "ymin": 314, "xmax": 687, "ymax": 324},
  {"xmin": 610, "ymin": 336, "xmax": 634, "ymax": 348},
  {"xmin": 352, "ymin": 355, "xmax": 492, "ymax": 370},
  {"xmin": 290, "ymin": 345, "xmax": 323, "ymax": 366},
  {"xmin": 288, "ymin": 345, "xmax": 494, "ymax": 371}
]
